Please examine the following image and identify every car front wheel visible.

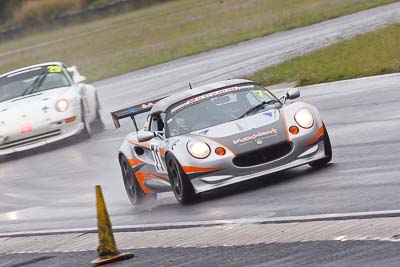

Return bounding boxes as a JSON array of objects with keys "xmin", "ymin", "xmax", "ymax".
[
  {"xmin": 80, "ymin": 102, "xmax": 92, "ymax": 138},
  {"xmin": 120, "ymin": 155, "xmax": 146, "ymax": 205},
  {"xmin": 166, "ymin": 154, "xmax": 196, "ymax": 204}
]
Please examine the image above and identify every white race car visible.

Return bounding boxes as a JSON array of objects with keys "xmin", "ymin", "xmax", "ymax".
[{"xmin": 0, "ymin": 62, "xmax": 103, "ymax": 155}]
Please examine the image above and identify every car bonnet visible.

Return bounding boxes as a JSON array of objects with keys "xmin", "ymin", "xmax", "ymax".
[
  {"xmin": 0, "ymin": 86, "xmax": 74, "ymax": 126},
  {"xmin": 191, "ymin": 108, "xmax": 289, "ymax": 155}
]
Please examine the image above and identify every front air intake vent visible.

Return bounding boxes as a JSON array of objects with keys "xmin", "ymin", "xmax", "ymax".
[{"xmin": 233, "ymin": 142, "xmax": 292, "ymax": 167}]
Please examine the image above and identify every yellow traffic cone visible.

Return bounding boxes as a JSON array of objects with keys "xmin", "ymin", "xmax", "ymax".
[{"xmin": 91, "ymin": 185, "xmax": 134, "ymax": 266}]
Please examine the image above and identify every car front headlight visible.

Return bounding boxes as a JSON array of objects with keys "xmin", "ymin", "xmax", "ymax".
[
  {"xmin": 294, "ymin": 108, "xmax": 314, "ymax": 129},
  {"xmin": 187, "ymin": 141, "xmax": 211, "ymax": 159},
  {"xmin": 55, "ymin": 99, "xmax": 70, "ymax": 112}
]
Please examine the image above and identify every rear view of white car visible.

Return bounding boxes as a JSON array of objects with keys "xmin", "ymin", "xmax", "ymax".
[{"xmin": 0, "ymin": 62, "xmax": 103, "ymax": 155}]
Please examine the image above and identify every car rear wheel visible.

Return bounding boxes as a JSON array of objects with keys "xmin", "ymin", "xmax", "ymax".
[
  {"xmin": 166, "ymin": 154, "xmax": 196, "ymax": 204},
  {"xmin": 120, "ymin": 155, "xmax": 146, "ymax": 205},
  {"xmin": 93, "ymin": 94, "xmax": 105, "ymax": 131},
  {"xmin": 310, "ymin": 123, "xmax": 332, "ymax": 168}
]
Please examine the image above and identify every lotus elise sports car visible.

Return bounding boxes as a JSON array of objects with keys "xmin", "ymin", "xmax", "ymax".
[
  {"xmin": 0, "ymin": 62, "xmax": 103, "ymax": 155},
  {"xmin": 112, "ymin": 79, "xmax": 332, "ymax": 204}
]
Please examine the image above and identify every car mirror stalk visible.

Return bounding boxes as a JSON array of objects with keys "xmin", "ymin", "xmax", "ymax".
[
  {"xmin": 154, "ymin": 130, "xmax": 164, "ymax": 137},
  {"xmin": 74, "ymin": 75, "xmax": 87, "ymax": 84},
  {"xmin": 280, "ymin": 88, "xmax": 300, "ymax": 104}
]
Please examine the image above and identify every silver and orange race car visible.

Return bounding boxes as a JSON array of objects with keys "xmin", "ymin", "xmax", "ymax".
[{"xmin": 112, "ymin": 79, "xmax": 332, "ymax": 205}]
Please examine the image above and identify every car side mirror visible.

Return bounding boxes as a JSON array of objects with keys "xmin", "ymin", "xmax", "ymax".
[
  {"xmin": 74, "ymin": 75, "xmax": 87, "ymax": 84},
  {"xmin": 137, "ymin": 131, "xmax": 155, "ymax": 142},
  {"xmin": 287, "ymin": 88, "xmax": 300, "ymax": 100}
]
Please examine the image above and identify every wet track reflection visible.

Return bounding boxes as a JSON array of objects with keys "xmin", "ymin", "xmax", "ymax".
[
  {"xmin": 1, "ymin": 3, "xmax": 400, "ymax": 232},
  {"xmin": 1, "ymin": 74, "xmax": 400, "ymax": 234}
]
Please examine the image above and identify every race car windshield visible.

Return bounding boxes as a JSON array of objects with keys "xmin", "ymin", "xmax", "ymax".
[
  {"xmin": 0, "ymin": 65, "xmax": 71, "ymax": 103},
  {"xmin": 166, "ymin": 84, "xmax": 281, "ymax": 137}
]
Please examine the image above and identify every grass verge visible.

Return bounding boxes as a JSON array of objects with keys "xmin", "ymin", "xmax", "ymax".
[
  {"xmin": 249, "ymin": 23, "xmax": 400, "ymax": 86},
  {"xmin": 0, "ymin": 0, "xmax": 398, "ymax": 82}
]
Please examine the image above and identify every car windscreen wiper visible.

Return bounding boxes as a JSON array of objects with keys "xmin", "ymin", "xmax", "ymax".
[
  {"xmin": 238, "ymin": 100, "xmax": 280, "ymax": 119},
  {"xmin": 22, "ymin": 70, "xmax": 49, "ymax": 96}
]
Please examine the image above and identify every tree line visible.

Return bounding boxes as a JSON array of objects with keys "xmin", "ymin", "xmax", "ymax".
[
  {"xmin": 0, "ymin": 0, "xmax": 25, "ymax": 23},
  {"xmin": 0, "ymin": 0, "xmax": 98, "ymax": 24}
]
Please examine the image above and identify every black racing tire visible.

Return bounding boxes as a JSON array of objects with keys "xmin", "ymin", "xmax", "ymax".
[
  {"xmin": 80, "ymin": 102, "xmax": 92, "ymax": 138},
  {"xmin": 119, "ymin": 155, "xmax": 146, "ymax": 205},
  {"xmin": 310, "ymin": 123, "xmax": 332, "ymax": 168},
  {"xmin": 166, "ymin": 153, "xmax": 196, "ymax": 204}
]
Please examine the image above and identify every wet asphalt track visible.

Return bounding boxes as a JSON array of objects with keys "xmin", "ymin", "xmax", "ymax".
[
  {"xmin": 0, "ymin": 3, "xmax": 400, "ymax": 234},
  {"xmin": 3, "ymin": 241, "xmax": 400, "ymax": 267}
]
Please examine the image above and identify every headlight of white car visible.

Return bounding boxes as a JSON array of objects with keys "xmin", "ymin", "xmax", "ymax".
[
  {"xmin": 294, "ymin": 108, "xmax": 314, "ymax": 129},
  {"xmin": 187, "ymin": 141, "xmax": 211, "ymax": 159},
  {"xmin": 55, "ymin": 99, "xmax": 70, "ymax": 112}
]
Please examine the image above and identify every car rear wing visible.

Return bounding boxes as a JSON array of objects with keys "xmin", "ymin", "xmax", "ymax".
[{"xmin": 111, "ymin": 97, "xmax": 165, "ymax": 131}]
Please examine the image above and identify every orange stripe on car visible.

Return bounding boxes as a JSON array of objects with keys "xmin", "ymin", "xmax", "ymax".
[
  {"xmin": 128, "ymin": 158, "xmax": 144, "ymax": 167},
  {"xmin": 128, "ymin": 139, "xmax": 151, "ymax": 149},
  {"xmin": 182, "ymin": 166, "xmax": 222, "ymax": 174},
  {"xmin": 305, "ymin": 125, "xmax": 324, "ymax": 147},
  {"xmin": 159, "ymin": 148, "xmax": 166, "ymax": 157},
  {"xmin": 281, "ymin": 109, "xmax": 290, "ymax": 142},
  {"xmin": 151, "ymin": 172, "xmax": 169, "ymax": 181},
  {"xmin": 135, "ymin": 171, "xmax": 154, "ymax": 194},
  {"xmin": 129, "ymin": 139, "xmax": 165, "ymax": 156}
]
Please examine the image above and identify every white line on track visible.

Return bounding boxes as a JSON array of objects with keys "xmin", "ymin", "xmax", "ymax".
[
  {"xmin": 2, "ymin": 209, "xmax": 400, "ymax": 238},
  {"xmin": 335, "ymin": 235, "xmax": 400, "ymax": 243},
  {"xmin": 2, "ymin": 216, "xmax": 400, "ymax": 254}
]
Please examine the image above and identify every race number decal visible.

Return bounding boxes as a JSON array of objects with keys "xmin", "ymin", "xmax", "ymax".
[
  {"xmin": 252, "ymin": 90, "xmax": 264, "ymax": 97},
  {"xmin": 47, "ymin": 65, "xmax": 62, "ymax": 73},
  {"xmin": 252, "ymin": 90, "xmax": 273, "ymax": 98},
  {"xmin": 151, "ymin": 144, "xmax": 166, "ymax": 173}
]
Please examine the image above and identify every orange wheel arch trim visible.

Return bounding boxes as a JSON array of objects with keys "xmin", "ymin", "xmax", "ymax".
[
  {"xmin": 281, "ymin": 109, "xmax": 290, "ymax": 142},
  {"xmin": 182, "ymin": 166, "xmax": 222, "ymax": 174},
  {"xmin": 305, "ymin": 125, "xmax": 324, "ymax": 147}
]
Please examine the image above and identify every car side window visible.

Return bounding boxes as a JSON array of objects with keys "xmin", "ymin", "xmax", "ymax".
[
  {"xmin": 159, "ymin": 113, "xmax": 165, "ymax": 132},
  {"xmin": 149, "ymin": 113, "xmax": 165, "ymax": 132},
  {"xmin": 150, "ymin": 116, "xmax": 158, "ymax": 132}
]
